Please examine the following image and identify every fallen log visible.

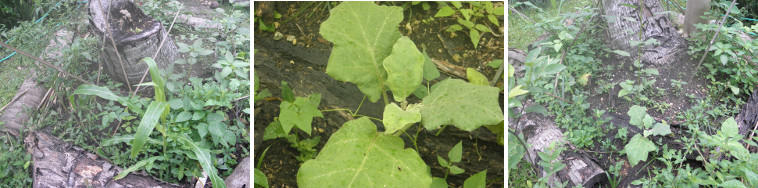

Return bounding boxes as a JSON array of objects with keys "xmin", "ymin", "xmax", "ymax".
[
  {"xmin": 24, "ymin": 131, "xmax": 183, "ymax": 187},
  {"xmin": 512, "ymin": 101, "xmax": 606, "ymax": 187}
]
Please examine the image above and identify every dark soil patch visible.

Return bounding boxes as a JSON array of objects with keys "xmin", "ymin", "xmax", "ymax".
[{"xmin": 254, "ymin": 1, "xmax": 504, "ymax": 187}]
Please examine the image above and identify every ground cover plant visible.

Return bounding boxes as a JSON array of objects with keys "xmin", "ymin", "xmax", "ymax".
[
  {"xmin": 254, "ymin": 1, "xmax": 505, "ymax": 187},
  {"xmin": 509, "ymin": 0, "xmax": 758, "ymax": 187},
  {"xmin": 0, "ymin": 0, "xmax": 250, "ymax": 187}
]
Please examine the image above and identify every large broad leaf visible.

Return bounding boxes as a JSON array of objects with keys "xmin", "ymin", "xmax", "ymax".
[
  {"xmin": 422, "ymin": 51, "xmax": 440, "ymax": 81},
  {"xmin": 627, "ymin": 105, "xmax": 647, "ymax": 128},
  {"xmin": 466, "ymin": 68, "xmax": 489, "ymax": 86},
  {"xmin": 320, "ymin": 1, "xmax": 403, "ymax": 103},
  {"xmin": 421, "ymin": 79, "xmax": 503, "ymax": 131},
  {"xmin": 624, "ymin": 134, "xmax": 656, "ymax": 166},
  {"xmin": 280, "ymin": 94, "xmax": 323, "ymax": 135},
  {"xmin": 463, "ymin": 170, "xmax": 487, "ymax": 188},
  {"xmin": 643, "ymin": 122, "xmax": 671, "ymax": 137},
  {"xmin": 383, "ymin": 36, "xmax": 424, "ymax": 102},
  {"xmin": 130, "ymin": 101, "xmax": 169, "ymax": 158},
  {"xmin": 382, "ymin": 103, "xmax": 421, "ymax": 135},
  {"xmin": 297, "ymin": 117, "xmax": 432, "ymax": 187},
  {"xmin": 171, "ymin": 134, "xmax": 226, "ymax": 188}
]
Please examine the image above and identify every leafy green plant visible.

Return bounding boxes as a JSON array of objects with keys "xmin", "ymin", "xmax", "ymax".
[
  {"xmin": 262, "ymin": 81, "xmax": 323, "ymax": 162},
  {"xmin": 534, "ymin": 141, "xmax": 567, "ymax": 188},
  {"xmin": 290, "ymin": 2, "xmax": 503, "ymax": 187},
  {"xmin": 71, "ymin": 58, "xmax": 228, "ymax": 188},
  {"xmin": 0, "ymin": 130, "xmax": 33, "ymax": 187},
  {"xmin": 434, "ymin": 1, "xmax": 504, "ymax": 48},
  {"xmin": 437, "ymin": 141, "xmax": 465, "ymax": 180},
  {"xmin": 623, "ymin": 105, "xmax": 671, "ymax": 166}
]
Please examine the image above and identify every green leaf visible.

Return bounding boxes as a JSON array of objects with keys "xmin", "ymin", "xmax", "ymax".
[
  {"xmin": 421, "ymin": 79, "xmax": 503, "ymax": 131},
  {"xmin": 612, "ymin": 50, "xmax": 631, "ymax": 57},
  {"xmin": 130, "ymin": 101, "xmax": 169, "ymax": 158},
  {"xmin": 437, "ymin": 155, "xmax": 449, "ymax": 167},
  {"xmin": 297, "ymin": 117, "xmax": 432, "ymax": 187},
  {"xmin": 280, "ymin": 94, "xmax": 323, "ymax": 135},
  {"xmin": 197, "ymin": 123, "xmax": 208, "ymax": 138},
  {"xmin": 422, "ymin": 51, "xmax": 440, "ymax": 81},
  {"xmin": 175, "ymin": 111, "xmax": 192, "ymax": 123},
  {"xmin": 221, "ymin": 67, "xmax": 233, "ymax": 78},
  {"xmin": 431, "ymin": 178, "xmax": 448, "ymax": 188},
  {"xmin": 474, "ymin": 24, "xmax": 490, "ymax": 32},
  {"xmin": 508, "ymin": 85, "xmax": 529, "ymax": 98},
  {"xmin": 487, "ymin": 59, "xmax": 503, "ymax": 69},
  {"xmin": 263, "ymin": 121, "xmax": 286, "ymax": 140},
  {"xmin": 524, "ymin": 104, "xmax": 548, "ymax": 116},
  {"xmin": 382, "ymin": 103, "xmax": 421, "ymax": 135},
  {"xmin": 726, "ymin": 141, "xmax": 749, "ymax": 161},
  {"xmin": 577, "ymin": 73, "xmax": 590, "ymax": 86},
  {"xmin": 449, "ymin": 165, "xmax": 465, "ymax": 174},
  {"xmin": 320, "ymin": 2, "xmax": 403, "ymax": 103},
  {"xmin": 449, "ymin": 141, "xmax": 463, "ymax": 163},
  {"xmin": 254, "ymin": 168, "xmax": 270, "ymax": 188},
  {"xmin": 101, "ymin": 135, "xmax": 161, "ymax": 147},
  {"xmin": 463, "ymin": 170, "xmax": 487, "ymax": 188},
  {"xmin": 114, "ymin": 156, "xmax": 162, "ymax": 179},
  {"xmin": 192, "ymin": 111, "xmax": 205, "ymax": 121},
  {"xmin": 384, "ymin": 37, "xmax": 425, "ymax": 102},
  {"xmin": 435, "ymin": 6, "xmax": 456, "ymax": 17},
  {"xmin": 643, "ymin": 114, "xmax": 654, "ymax": 129},
  {"xmin": 543, "ymin": 63, "xmax": 566, "ymax": 75},
  {"xmin": 624, "ymin": 134, "xmax": 656, "ymax": 166},
  {"xmin": 460, "ymin": 9, "xmax": 473, "ymax": 20},
  {"xmin": 643, "ymin": 122, "xmax": 671, "ymax": 137},
  {"xmin": 487, "ymin": 15, "xmax": 500, "ymax": 26},
  {"xmin": 466, "ymin": 68, "xmax": 489, "ymax": 86},
  {"xmin": 171, "ymin": 134, "xmax": 226, "ymax": 188},
  {"xmin": 722, "ymin": 117, "xmax": 739, "ymax": 138},
  {"xmin": 720, "ymin": 180, "xmax": 746, "ymax": 188},
  {"xmin": 458, "ymin": 18, "xmax": 475, "ymax": 28},
  {"xmin": 627, "ymin": 105, "xmax": 647, "ymax": 128},
  {"xmin": 508, "ymin": 132, "xmax": 525, "ymax": 169},
  {"xmin": 144, "ymin": 57, "xmax": 166, "ymax": 103},
  {"xmin": 281, "ymin": 81, "xmax": 295, "ymax": 102},
  {"xmin": 72, "ymin": 84, "xmax": 121, "ymax": 101},
  {"xmin": 470, "ymin": 29, "xmax": 480, "ymax": 49}
]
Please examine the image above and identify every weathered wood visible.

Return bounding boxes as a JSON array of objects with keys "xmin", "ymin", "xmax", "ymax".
[
  {"xmin": 602, "ymin": 0, "xmax": 686, "ymax": 66},
  {"xmin": 512, "ymin": 101, "xmax": 606, "ymax": 187},
  {"xmin": 24, "ymin": 131, "xmax": 184, "ymax": 187}
]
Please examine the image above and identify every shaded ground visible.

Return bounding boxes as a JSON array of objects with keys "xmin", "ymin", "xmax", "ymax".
[{"xmin": 254, "ymin": 1, "xmax": 505, "ymax": 187}]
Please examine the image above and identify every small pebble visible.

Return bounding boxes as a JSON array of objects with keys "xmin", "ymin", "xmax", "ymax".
[{"xmin": 273, "ymin": 32, "xmax": 284, "ymax": 40}]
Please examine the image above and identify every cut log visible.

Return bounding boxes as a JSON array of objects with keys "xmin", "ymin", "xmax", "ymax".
[
  {"xmin": 224, "ymin": 157, "xmax": 250, "ymax": 188},
  {"xmin": 24, "ymin": 131, "xmax": 183, "ymax": 187},
  {"xmin": 0, "ymin": 71, "xmax": 45, "ymax": 137},
  {"xmin": 512, "ymin": 101, "xmax": 606, "ymax": 187},
  {"xmin": 602, "ymin": 0, "xmax": 686, "ymax": 66}
]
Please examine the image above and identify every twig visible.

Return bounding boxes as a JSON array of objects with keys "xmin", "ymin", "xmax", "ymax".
[
  {"xmin": 689, "ymin": 0, "xmax": 737, "ymax": 84},
  {"xmin": 0, "ymin": 89, "xmax": 28, "ymax": 113},
  {"xmin": 490, "ymin": 61, "xmax": 504, "ymax": 86},
  {"xmin": 545, "ymin": 92, "xmax": 574, "ymax": 105},
  {"xmin": 232, "ymin": 95, "xmax": 250, "ymax": 102},
  {"xmin": 132, "ymin": 2, "xmax": 184, "ymax": 97},
  {"xmin": 0, "ymin": 43, "xmax": 93, "ymax": 85},
  {"xmin": 747, "ymin": 120, "xmax": 758, "ymax": 151},
  {"xmin": 97, "ymin": 0, "xmax": 132, "ymax": 93}
]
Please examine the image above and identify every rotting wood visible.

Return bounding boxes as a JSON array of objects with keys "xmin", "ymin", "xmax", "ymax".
[
  {"xmin": 431, "ymin": 58, "xmax": 466, "ymax": 79},
  {"xmin": 602, "ymin": 0, "xmax": 685, "ymax": 66},
  {"xmin": 24, "ymin": 131, "xmax": 184, "ymax": 187},
  {"xmin": 512, "ymin": 101, "xmax": 606, "ymax": 187}
]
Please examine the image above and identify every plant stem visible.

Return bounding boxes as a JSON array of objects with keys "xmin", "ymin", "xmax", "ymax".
[{"xmin": 353, "ymin": 95, "xmax": 366, "ymax": 116}]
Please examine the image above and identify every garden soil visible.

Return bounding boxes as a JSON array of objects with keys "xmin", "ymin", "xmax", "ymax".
[{"xmin": 254, "ymin": 2, "xmax": 505, "ymax": 187}]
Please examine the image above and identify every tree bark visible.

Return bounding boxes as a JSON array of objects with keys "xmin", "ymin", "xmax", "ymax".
[
  {"xmin": 512, "ymin": 101, "xmax": 606, "ymax": 187},
  {"xmin": 602, "ymin": 0, "xmax": 686, "ymax": 66}
]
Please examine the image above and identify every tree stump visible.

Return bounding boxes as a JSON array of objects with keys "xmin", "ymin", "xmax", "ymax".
[{"xmin": 89, "ymin": 0, "xmax": 178, "ymax": 85}]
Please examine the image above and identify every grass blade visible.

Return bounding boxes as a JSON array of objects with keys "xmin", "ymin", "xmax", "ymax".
[
  {"xmin": 171, "ymin": 133, "xmax": 226, "ymax": 188},
  {"xmin": 130, "ymin": 101, "xmax": 169, "ymax": 158},
  {"xmin": 114, "ymin": 156, "xmax": 163, "ymax": 179}
]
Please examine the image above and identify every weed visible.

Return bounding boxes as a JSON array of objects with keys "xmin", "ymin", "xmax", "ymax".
[{"xmin": 434, "ymin": 1, "xmax": 503, "ymax": 49}]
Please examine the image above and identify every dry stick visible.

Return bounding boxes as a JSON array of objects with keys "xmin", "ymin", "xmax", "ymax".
[
  {"xmin": 97, "ymin": 0, "xmax": 113, "ymax": 86},
  {"xmin": 0, "ymin": 43, "xmax": 94, "ymax": 85},
  {"xmin": 97, "ymin": 0, "xmax": 133, "ymax": 93},
  {"xmin": 747, "ymin": 120, "xmax": 758, "ymax": 151},
  {"xmin": 132, "ymin": 2, "xmax": 184, "ymax": 97},
  {"xmin": 689, "ymin": 0, "xmax": 737, "ymax": 84},
  {"xmin": 0, "ymin": 89, "xmax": 29, "ymax": 113}
]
